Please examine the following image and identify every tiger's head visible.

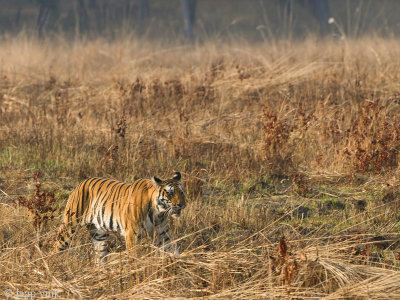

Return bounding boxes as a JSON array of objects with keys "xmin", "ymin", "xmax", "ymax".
[{"xmin": 151, "ymin": 172, "xmax": 186, "ymax": 218}]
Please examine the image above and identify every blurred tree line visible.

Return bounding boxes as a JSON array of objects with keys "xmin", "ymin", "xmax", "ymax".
[
  {"xmin": 0, "ymin": 0, "xmax": 399, "ymax": 41},
  {"xmin": 2, "ymin": 0, "xmax": 191, "ymax": 39}
]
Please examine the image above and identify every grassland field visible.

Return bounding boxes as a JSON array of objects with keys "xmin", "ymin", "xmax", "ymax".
[{"xmin": 1, "ymin": 35, "xmax": 400, "ymax": 299}]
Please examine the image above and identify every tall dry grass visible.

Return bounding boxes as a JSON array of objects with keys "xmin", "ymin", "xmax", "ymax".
[{"xmin": 1, "ymin": 35, "xmax": 400, "ymax": 298}]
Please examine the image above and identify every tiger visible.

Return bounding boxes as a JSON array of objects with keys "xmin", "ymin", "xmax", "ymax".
[{"xmin": 55, "ymin": 172, "xmax": 186, "ymax": 260}]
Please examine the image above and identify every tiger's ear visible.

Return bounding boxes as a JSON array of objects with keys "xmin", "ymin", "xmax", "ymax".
[
  {"xmin": 151, "ymin": 176, "xmax": 163, "ymax": 190},
  {"xmin": 173, "ymin": 172, "xmax": 181, "ymax": 181}
]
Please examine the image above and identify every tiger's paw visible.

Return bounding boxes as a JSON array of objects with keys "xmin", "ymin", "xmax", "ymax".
[{"xmin": 173, "ymin": 249, "xmax": 180, "ymax": 258}]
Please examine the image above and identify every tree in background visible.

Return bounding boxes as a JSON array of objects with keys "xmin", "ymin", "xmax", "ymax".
[
  {"xmin": 181, "ymin": 0, "xmax": 197, "ymax": 41},
  {"xmin": 283, "ymin": 0, "xmax": 331, "ymax": 33},
  {"xmin": 35, "ymin": 0, "xmax": 59, "ymax": 38}
]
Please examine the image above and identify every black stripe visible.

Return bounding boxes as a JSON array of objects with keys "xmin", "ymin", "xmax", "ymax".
[
  {"xmin": 82, "ymin": 178, "xmax": 105, "ymax": 220},
  {"xmin": 159, "ymin": 236, "xmax": 170, "ymax": 247},
  {"xmin": 83, "ymin": 178, "xmax": 108, "ymax": 224},
  {"xmin": 91, "ymin": 178, "xmax": 112, "ymax": 197},
  {"xmin": 148, "ymin": 208, "xmax": 154, "ymax": 224},
  {"xmin": 90, "ymin": 178, "xmax": 112, "ymax": 208},
  {"xmin": 78, "ymin": 178, "xmax": 95, "ymax": 219},
  {"xmin": 93, "ymin": 179, "xmax": 118, "ymax": 217},
  {"xmin": 100, "ymin": 182, "xmax": 120, "ymax": 227},
  {"xmin": 108, "ymin": 183, "xmax": 126, "ymax": 230},
  {"xmin": 159, "ymin": 229, "xmax": 169, "ymax": 239},
  {"xmin": 130, "ymin": 178, "xmax": 143, "ymax": 193},
  {"xmin": 92, "ymin": 232, "xmax": 109, "ymax": 241},
  {"xmin": 116, "ymin": 182, "xmax": 131, "ymax": 224},
  {"xmin": 134, "ymin": 179, "xmax": 148, "ymax": 210},
  {"xmin": 97, "ymin": 214, "xmax": 102, "ymax": 227},
  {"xmin": 134, "ymin": 179, "xmax": 147, "ymax": 193}
]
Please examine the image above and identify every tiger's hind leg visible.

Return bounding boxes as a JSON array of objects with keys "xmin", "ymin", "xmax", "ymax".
[{"xmin": 87, "ymin": 225, "xmax": 110, "ymax": 263}]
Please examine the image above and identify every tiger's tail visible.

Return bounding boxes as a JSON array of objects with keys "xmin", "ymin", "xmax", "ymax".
[
  {"xmin": 54, "ymin": 223, "xmax": 76, "ymax": 251},
  {"xmin": 53, "ymin": 185, "xmax": 83, "ymax": 252}
]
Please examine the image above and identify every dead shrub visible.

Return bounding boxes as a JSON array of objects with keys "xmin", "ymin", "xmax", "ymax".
[
  {"xmin": 262, "ymin": 105, "xmax": 294, "ymax": 174},
  {"xmin": 12, "ymin": 171, "xmax": 57, "ymax": 232},
  {"xmin": 343, "ymin": 99, "xmax": 400, "ymax": 173}
]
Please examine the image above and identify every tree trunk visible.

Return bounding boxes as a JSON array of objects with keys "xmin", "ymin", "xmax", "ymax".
[
  {"xmin": 77, "ymin": 0, "xmax": 89, "ymax": 35},
  {"xmin": 181, "ymin": 0, "xmax": 197, "ymax": 41},
  {"xmin": 37, "ymin": 2, "xmax": 49, "ymax": 38},
  {"xmin": 137, "ymin": 0, "xmax": 150, "ymax": 31}
]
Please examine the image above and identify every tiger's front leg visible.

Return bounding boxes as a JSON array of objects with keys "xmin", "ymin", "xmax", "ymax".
[
  {"xmin": 87, "ymin": 225, "xmax": 110, "ymax": 263},
  {"xmin": 125, "ymin": 227, "xmax": 138, "ymax": 250},
  {"xmin": 154, "ymin": 224, "xmax": 179, "ymax": 257}
]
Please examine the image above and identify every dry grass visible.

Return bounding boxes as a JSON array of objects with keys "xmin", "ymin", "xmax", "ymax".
[{"xmin": 1, "ymin": 34, "xmax": 400, "ymax": 299}]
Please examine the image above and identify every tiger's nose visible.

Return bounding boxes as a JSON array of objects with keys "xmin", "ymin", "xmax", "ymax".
[
  {"xmin": 173, "ymin": 204, "xmax": 185, "ymax": 214},
  {"xmin": 171, "ymin": 207, "xmax": 181, "ymax": 217},
  {"xmin": 173, "ymin": 206, "xmax": 181, "ymax": 213}
]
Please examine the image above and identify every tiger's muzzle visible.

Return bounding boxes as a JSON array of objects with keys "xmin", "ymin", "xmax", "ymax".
[{"xmin": 171, "ymin": 204, "xmax": 185, "ymax": 218}]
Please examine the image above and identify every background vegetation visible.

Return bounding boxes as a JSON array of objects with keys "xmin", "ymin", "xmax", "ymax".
[{"xmin": 1, "ymin": 34, "xmax": 400, "ymax": 299}]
